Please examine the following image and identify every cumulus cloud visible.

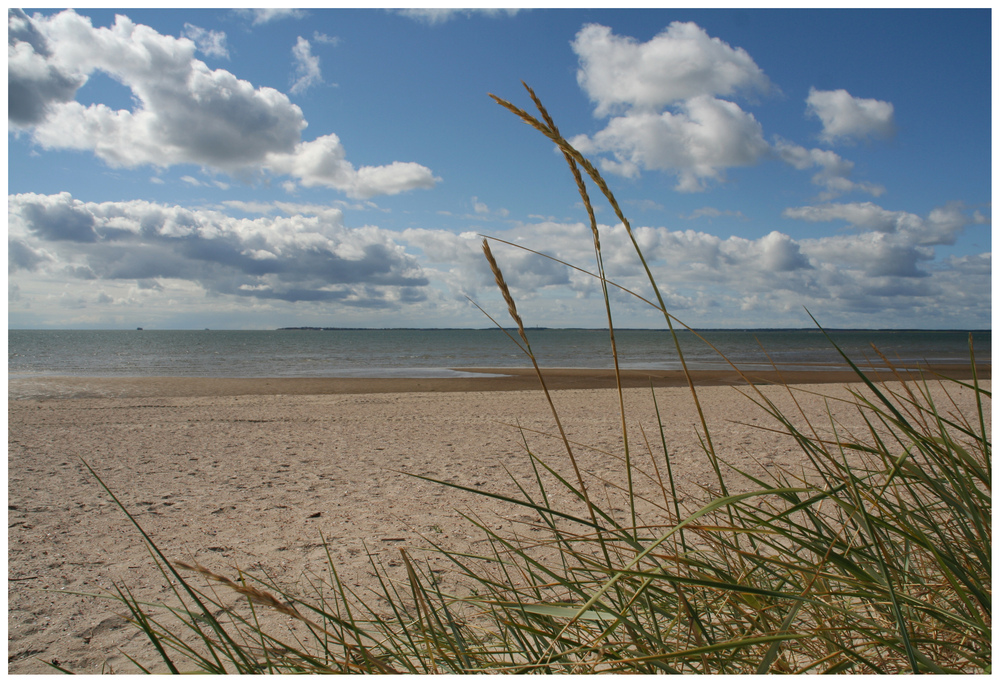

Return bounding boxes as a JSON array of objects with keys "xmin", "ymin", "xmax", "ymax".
[
  {"xmin": 572, "ymin": 95, "xmax": 769, "ymax": 191},
  {"xmin": 411, "ymin": 220, "xmax": 815, "ymax": 311},
  {"xmin": 573, "ymin": 22, "xmax": 770, "ymax": 116},
  {"xmin": 8, "ymin": 9, "xmax": 85, "ymax": 126},
  {"xmin": 570, "ymin": 23, "xmax": 771, "ymax": 191},
  {"xmin": 756, "ymin": 231, "xmax": 812, "ymax": 272},
  {"xmin": 263, "ymin": 135, "xmax": 439, "ymax": 199},
  {"xmin": 9, "ymin": 192, "xmax": 429, "ymax": 306},
  {"xmin": 804, "ymin": 232, "xmax": 932, "ymax": 278},
  {"xmin": 779, "ymin": 200, "xmax": 985, "ymax": 284},
  {"xmin": 290, "ymin": 36, "xmax": 322, "ymax": 94},
  {"xmin": 9, "ymin": 10, "xmax": 437, "ymax": 198},
  {"xmin": 806, "ymin": 88, "xmax": 896, "ymax": 143},
  {"xmin": 567, "ymin": 23, "xmax": 901, "ymax": 200},
  {"xmin": 15, "ymin": 10, "xmax": 305, "ymax": 169},
  {"xmin": 426, "ymin": 202, "xmax": 984, "ymax": 326},
  {"xmin": 9, "ymin": 238, "xmax": 52, "ymax": 272}
]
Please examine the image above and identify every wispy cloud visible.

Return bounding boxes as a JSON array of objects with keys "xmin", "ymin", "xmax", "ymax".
[
  {"xmin": 182, "ymin": 23, "xmax": 228, "ymax": 58},
  {"xmin": 290, "ymin": 36, "xmax": 322, "ymax": 94},
  {"xmin": 774, "ymin": 138, "xmax": 885, "ymax": 199},
  {"xmin": 396, "ymin": 8, "xmax": 520, "ymax": 25},
  {"xmin": 680, "ymin": 207, "xmax": 748, "ymax": 221},
  {"xmin": 311, "ymin": 31, "xmax": 339, "ymax": 45},
  {"xmin": 470, "ymin": 196, "xmax": 509, "ymax": 219},
  {"xmin": 235, "ymin": 9, "xmax": 306, "ymax": 26}
]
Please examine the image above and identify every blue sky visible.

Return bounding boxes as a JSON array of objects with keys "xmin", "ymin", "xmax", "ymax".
[{"xmin": 8, "ymin": 8, "xmax": 992, "ymax": 329}]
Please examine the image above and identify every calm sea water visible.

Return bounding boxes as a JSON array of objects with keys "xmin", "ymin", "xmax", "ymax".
[{"xmin": 7, "ymin": 328, "xmax": 990, "ymax": 379}]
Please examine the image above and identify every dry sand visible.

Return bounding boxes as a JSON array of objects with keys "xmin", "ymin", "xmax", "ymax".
[{"xmin": 8, "ymin": 367, "xmax": 990, "ymax": 673}]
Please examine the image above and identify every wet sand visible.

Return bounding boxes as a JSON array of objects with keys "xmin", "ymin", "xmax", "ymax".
[
  {"xmin": 8, "ymin": 363, "xmax": 989, "ymax": 400},
  {"xmin": 8, "ymin": 367, "xmax": 990, "ymax": 673}
]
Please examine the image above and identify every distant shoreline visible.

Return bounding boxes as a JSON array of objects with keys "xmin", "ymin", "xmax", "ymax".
[{"xmin": 9, "ymin": 327, "xmax": 990, "ymax": 332}]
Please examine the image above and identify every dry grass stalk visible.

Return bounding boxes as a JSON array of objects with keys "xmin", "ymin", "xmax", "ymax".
[
  {"xmin": 175, "ymin": 561, "xmax": 304, "ymax": 620},
  {"xmin": 480, "ymin": 236, "xmax": 602, "ymax": 539},
  {"xmin": 481, "ymin": 238, "xmax": 529, "ymax": 349},
  {"xmin": 174, "ymin": 561, "xmax": 399, "ymax": 673}
]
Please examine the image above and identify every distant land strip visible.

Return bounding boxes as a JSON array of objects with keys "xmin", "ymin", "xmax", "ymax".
[{"xmin": 275, "ymin": 327, "xmax": 991, "ymax": 332}]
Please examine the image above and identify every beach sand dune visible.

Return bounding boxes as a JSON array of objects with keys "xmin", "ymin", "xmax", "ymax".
[{"xmin": 8, "ymin": 372, "xmax": 989, "ymax": 673}]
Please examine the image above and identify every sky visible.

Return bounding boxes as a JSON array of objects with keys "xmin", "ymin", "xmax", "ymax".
[{"xmin": 7, "ymin": 7, "xmax": 992, "ymax": 330}]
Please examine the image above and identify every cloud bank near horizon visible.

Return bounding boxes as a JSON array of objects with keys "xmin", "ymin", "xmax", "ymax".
[{"xmin": 9, "ymin": 191, "xmax": 989, "ymax": 328}]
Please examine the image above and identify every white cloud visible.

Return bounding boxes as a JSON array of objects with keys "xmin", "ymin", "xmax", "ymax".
[
  {"xmin": 290, "ymin": 36, "xmax": 322, "ymax": 95},
  {"xmin": 9, "ymin": 10, "xmax": 438, "ymax": 198},
  {"xmin": 353, "ymin": 161, "xmax": 441, "ymax": 199},
  {"xmin": 756, "ymin": 230, "xmax": 812, "ymax": 272},
  {"xmin": 422, "ymin": 207, "xmax": 985, "ymax": 326},
  {"xmin": 774, "ymin": 138, "xmax": 885, "ymax": 199},
  {"xmin": 569, "ymin": 23, "xmax": 771, "ymax": 191},
  {"xmin": 181, "ymin": 23, "xmax": 228, "ymax": 59},
  {"xmin": 572, "ymin": 22, "xmax": 770, "ymax": 116},
  {"xmin": 567, "ymin": 24, "xmax": 899, "ymax": 200},
  {"xmin": 806, "ymin": 88, "xmax": 895, "ymax": 143},
  {"xmin": 19, "ymin": 10, "xmax": 306, "ymax": 169},
  {"xmin": 263, "ymin": 134, "xmax": 440, "ymax": 199},
  {"xmin": 572, "ymin": 96, "xmax": 769, "ymax": 192}
]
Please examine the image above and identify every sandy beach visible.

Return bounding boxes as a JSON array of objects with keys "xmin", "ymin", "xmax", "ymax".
[{"xmin": 8, "ymin": 367, "xmax": 990, "ymax": 673}]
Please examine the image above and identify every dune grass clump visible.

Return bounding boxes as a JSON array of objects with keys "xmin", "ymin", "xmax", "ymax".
[{"xmin": 72, "ymin": 84, "xmax": 990, "ymax": 674}]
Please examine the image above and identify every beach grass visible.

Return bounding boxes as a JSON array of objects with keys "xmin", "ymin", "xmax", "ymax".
[{"xmin": 72, "ymin": 84, "xmax": 990, "ymax": 674}]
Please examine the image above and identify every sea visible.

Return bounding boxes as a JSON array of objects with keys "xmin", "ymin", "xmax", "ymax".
[{"xmin": 7, "ymin": 328, "xmax": 991, "ymax": 380}]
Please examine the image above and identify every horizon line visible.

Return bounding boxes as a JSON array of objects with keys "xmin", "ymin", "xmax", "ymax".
[{"xmin": 9, "ymin": 326, "xmax": 993, "ymax": 333}]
